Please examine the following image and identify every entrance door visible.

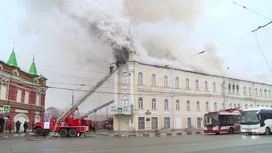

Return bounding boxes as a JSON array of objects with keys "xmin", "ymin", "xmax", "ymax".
[{"xmin": 176, "ymin": 117, "xmax": 182, "ymax": 129}]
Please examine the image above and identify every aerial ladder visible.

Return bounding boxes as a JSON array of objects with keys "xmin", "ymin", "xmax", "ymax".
[{"xmin": 34, "ymin": 64, "xmax": 119, "ymax": 137}]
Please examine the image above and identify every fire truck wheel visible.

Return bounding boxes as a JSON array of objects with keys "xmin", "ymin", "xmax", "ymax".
[
  {"xmin": 35, "ymin": 127, "xmax": 43, "ymax": 136},
  {"xmin": 265, "ymin": 127, "xmax": 271, "ymax": 135},
  {"xmin": 228, "ymin": 128, "xmax": 234, "ymax": 134},
  {"xmin": 59, "ymin": 129, "xmax": 68, "ymax": 137},
  {"xmin": 68, "ymin": 129, "xmax": 77, "ymax": 137}
]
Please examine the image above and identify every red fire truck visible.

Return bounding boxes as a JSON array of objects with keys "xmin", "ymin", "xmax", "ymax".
[
  {"xmin": 203, "ymin": 108, "xmax": 242, "ymax": 134},
  {"xmin": 34, "ymin": 65, "xmax": 119, "ymax": 137}
]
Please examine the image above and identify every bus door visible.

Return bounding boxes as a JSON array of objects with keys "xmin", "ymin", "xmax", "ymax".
[{"xmin": 233, "ymin": 115, "xmax": 241, "ymax": 132}]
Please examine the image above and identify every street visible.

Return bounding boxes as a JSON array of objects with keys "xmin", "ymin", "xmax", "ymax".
[{"xmin": 0, "ymin": 134, "xmax": 271, "ymax": 153}]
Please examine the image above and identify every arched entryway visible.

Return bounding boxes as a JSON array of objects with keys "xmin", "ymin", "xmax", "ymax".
[{"xmin": 13, "ymin": 114, "xmax": 29, "ymax": 132}]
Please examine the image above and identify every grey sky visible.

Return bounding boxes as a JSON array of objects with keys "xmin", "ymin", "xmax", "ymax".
[{"xmin": 0, "ymin": 0, "xmax": 271, "ymax": 112}]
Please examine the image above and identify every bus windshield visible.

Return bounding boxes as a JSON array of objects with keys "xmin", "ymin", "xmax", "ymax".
[
  {"xmin": 204, "ymin": 113, "xmax": 218, "ymax": 127},
  {"xmin": 240, "ymin": 110, "xmax": 259, "ymax": 125}
]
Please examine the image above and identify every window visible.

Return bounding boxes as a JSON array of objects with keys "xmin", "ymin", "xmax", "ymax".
[
  {"xmin": 195, "ymin": 80, "xmax": 199, "ymax": 90},
  {"xmin": 152, "ymin": 98, "xmax": 157, "ymax": 110},
  {"xmin": 138, "ymin": 117, "xmax": 145, "ymax": 129},
  {"xmin": 17, "ymin": 89, "xmax": 22, "ymax": 102},
  {"xmin": 243, "ymin": 86, "xmax": 246, "ymax": 95},
  {"xmin": 264, "ymin": 89, "xmax": 267, "ymax": 97},
  {"xmin": 164, "ymin": 99, "xmax": 169, "ymax": 110},
  {"xmin": 151, "ymin": 74, "xmax": 156, "ymax": 85},
  {"xmin": 232, "ymin": 84, "xmax": 235, "ymax": 94},
  {"xmin": 230, "ymin": 103, "xmax": 232, "ymax": 108},
  {"xmin": 138, "ymin": 72, "xmax": 143, "ymax": 84},
  {"xmin": 176, "ymin": 100, "xmax": 180, "ymax": 110},
  {"xmin": 121, "ymin": 72, "xmax": 129, "ymax": 84},
  {"xmin": 245, "ymin": 104, "xmax": 248, "ymax": 109},
  {"xmin": 214, "ymin": 102, "xmax": 217, "ymax": 111},
  {"xmin": 164, "ymin": 117, "xmax": 170, "ymax": 129},
  {"xmin": 187, "ymin": 100, "xmax": 191, "ymax": 111},
  {"xmin": 250, "ymin": 104, "xmax": 253, "ymax": 107},
  {"xmin": 121, "ymin": 95, "xmax": 129, "ymax": 107},
  {"xmin": 186, "ymin": 78, "xmax": 190, "ymax": 89},
  {"xmin": 222, "ymin": 102, "xmax": 225, "ymax": 110},
  {"xmin": 187, "ymin": 117, "xmax": 192, "ymax": 128},
  {"xmin": 255, "ymin": 88, "xmax": 258, "ymax": 96},
  {"xmin": 269, "ymin": 90, "xmax": 271, "ymax": 98},
  {"xmin": 236, "ymin": 85, "xmax": 239, "ymax": 94},
  {"xmin": 196, "ymin": 101, "xmax": 200, "ymax": 111},
  {"xmin": 257, "ymin": 104, "xmax": 259, "ymax": 107},
  {"xmin": 206, "ymin": 101, "xmax": 209, "ymax": 111},
  {"xmin": 0, "ymin": 84, "xmax": 7, "ymax": 100},
  {"xmin": 249, "ymin": 87, "xmax": 252, "ymax": 95},
  {"xmin": 213, "ymin": 82, "xmax": 216, "ymax": 92},
  {"xmin": 138, "ymin": 97, "xmax": 143, "ymax": 109},
  {"xmin": 164, "ymin": 75, "xmax": 168, "ymax": 87},
  {"xmin": 221, "ymin": 83, "xmax": 224, "ymax": 93},
  {"xmin": 197, "ymin": 117, "xmax": 202, "ymax": 128},
  {"xmin": 36, "ymin": 93, "xmax": 41, "ymax": 106},
  {"xmin": 234, "ymin": 103, "xmax": 236, "ymax": 108},
  {"xmin": 175, "ymin": 77, "xmax": 179, "ymax": 88},
  {"xmin": 260, "ymin": 89, "xmax": 262, "ymax": 97},
  {"xmin": 205, "ymin": 81, "xmax": 209, "ymax": 91},
  {"xmin": 151, "ymin": 117, "xmax": 158, "ymax": 129},
  {"xmin": 228, "ymin": 84, "xmax": 231, "ymax": 93},
  {"xmin": 24, "ymin": 91, "xmax": 29, "ymax": 104},
  {"xmin": 262, "ymin": 105, "xmax": 264, "ymax": 107}
]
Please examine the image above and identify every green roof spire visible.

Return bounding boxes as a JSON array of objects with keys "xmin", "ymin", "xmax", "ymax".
[
  {"xmin": 7, "ymin": 45, "xmax": 18, "ymax": 67},
  {"xmin": 29, "ymin": 56, "xmax": 37, "ymax": 76}
]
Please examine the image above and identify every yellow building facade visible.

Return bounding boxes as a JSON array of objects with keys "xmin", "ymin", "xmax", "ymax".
[{"xmin": 111, "ymin": 60, "xmax": 272, "ymax": 132}]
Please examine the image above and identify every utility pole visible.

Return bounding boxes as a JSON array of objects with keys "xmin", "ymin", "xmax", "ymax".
[{"xmin": 223, "ymin": 67, "xmax": 229, "ymax": 110}]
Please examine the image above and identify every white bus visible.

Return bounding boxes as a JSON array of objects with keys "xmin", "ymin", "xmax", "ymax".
[{"xmin": 240, "ymin": 107, "xmax": 272, "ymax": 135}]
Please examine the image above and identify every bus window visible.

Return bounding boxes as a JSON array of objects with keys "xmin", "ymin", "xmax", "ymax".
[
  {"xmin": 219, "ymin": 115, "xmax": 227, "ymax": 126},
  {"xmin": 226, "ymin": 116, "xmax": 234, "ymax": 126}
]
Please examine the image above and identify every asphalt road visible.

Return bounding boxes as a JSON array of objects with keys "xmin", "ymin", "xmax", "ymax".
[{"xmin": 0, "ymin": 134, "xmax": 271, "ymax": 153}]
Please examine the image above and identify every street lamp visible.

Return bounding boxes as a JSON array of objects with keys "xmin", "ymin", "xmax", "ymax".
[{"xmin": 223, "ymin": 67, "xmax": 229, "ymax": 110}]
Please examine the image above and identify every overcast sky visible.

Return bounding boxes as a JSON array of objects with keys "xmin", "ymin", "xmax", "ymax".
[{"xmin": 0, "ymin": 0, "xmax": 271, "ymax": 113}]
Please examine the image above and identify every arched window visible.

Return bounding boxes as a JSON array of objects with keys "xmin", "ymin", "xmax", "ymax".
[
  {"xmin": 214, "ymin": 102, "xmax": 217, "ymax": 111},
  {"xmin": 236, "ymin": 85, "xmax": 239, "ymax": 94},
  {"xmin": 229, "ymin": 103, "xmax": 232, "ymax": 108},
  {"xmin": 260, "ymin": 89, "xmax": 262, "ymax": 97},
  {"xmin": 121, "ymin": 95, "xmax": 129, "ymax": 107},
  {"xmin": 205, "ymin": 81, "xmax": 209, "ymax": 91},
  {"xmin": 234, "ymin": 103, "xmax": 236, "ymax": 108},
  {"xmin": 175, "ymin": 77, "xmax": 179, "ymax": 88},
  {"xmin": 187, "ymin": 100, "xmax": 191, "ymax": 111},
  {"xmin": 213, "ymin": 82, "xmax": 216, "ymax": 92},
  {"xmin": 195, "ymin": 80, "xmax": 199, "ymax": 90},
  {"xmin": 152, "ymin": 98, "xmax": 156, "ymax": 109},
  {"xmin": 138, "ymin": 97, "xmax": 143, "ymax": 109},
  {"xmin": 255, "ymin": 88, "xmax": 258, "ymax": 96},
  {"xmin": 232, "ymin": 84, "xmax": 235, "ymax": 94},
  {"xmin": 228, "ymin": 84, "xmax": 231, "ymax": 93},
  {"xmin": 164, "ymin": 99, "xmax": 169, "ymax": 110},
  {"xmin": 243, "ymin": 86, "xmax": 246, "ymax": 95},
  {"xmin": 206, "ymin": 101, "xmax": 209, "ymax": 111},
  {"xmin": 249, "ymin": 87, "xmax": 252, "ymax": 95},
  {"xmin": 196, "ymin": 101, "xmax": 200, "ymax": 111},
  {"xmin": 138, "ymin": 72, "xmax": 143, "ymax": 84},
  {"xmin": 151, "ymin": 74, "xmax": 156, "ymax": 85},
  {"xmin": 176, "ymin": 100, "xmax": 180, "ymax": 110},
  {"xmin": 121, "ymin": 72, "xmax": 129, "ymax": 84},
  {"xmin": 186, "ymin": 78, "xmax": 190, "ymax": 89},
  {"xmin": 250, "ymin": 104, "xmax": 253, "ymax": 107},
  {"xmin": 264, "ymin": 89, "xmax": 267, "ymax": 97},
  {"xmin": 245, "ymin": 104, "xmax": 248, "ymax": 109},
  {"xmin": 164, "ymin": 75, "xmax": 168, "ymax": 87},
  {"xmin": 257, "ymin": 104, "xmax": 259, "ymax": 107},
  {"xmin": 222, "ymin": 102, "xmax": 225, "ymax": 110}
]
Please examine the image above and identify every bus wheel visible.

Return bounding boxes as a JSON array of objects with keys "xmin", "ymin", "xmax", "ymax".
[
  {"xmin": 248, "ymin": 132, "xmax": 253, "ymax": 135},
  {"xmin": 69, "ymin": 129, "xmax": 77, "ymax": 137},
  {"xmin": 265, "ymin": 127, "xmax": 271, "ymax": 135},
  {"xmin": 215, "ymin": 133, "xmax": 220, "ymax": 135},
  {"xmin": 59, "ymin": 129, "xmax": 68, "ymax": 137},
  {"xmin": 228, "ymin": 128, "xmax": 234, "ymax": 134},
  {"xmin": 35, "ymin": 127, "xmax": 43, "ymax": 136}
]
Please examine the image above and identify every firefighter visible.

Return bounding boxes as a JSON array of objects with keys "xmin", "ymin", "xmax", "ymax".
[
  {"xmin": 109, "ymin": 65, "xmax": 114, "ymax": 72},
  {"xmin": 8, "ymin": 121, "xmax": 12, "ymax": 133},
  {"xmin": 23, "ymin": 121, "xmax": 28, "ymax": 133},
  {"xmin": 15, "ymin": 120, "xmax": 21, "ymax": 133},
  {"xmin": 32, "ymin": 121, "xmax": 35, "ymax": 132}
]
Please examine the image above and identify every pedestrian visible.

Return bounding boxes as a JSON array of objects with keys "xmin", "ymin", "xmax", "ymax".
[
  {"xmin": 93, "ymin": 122, "xmax": 96, "ymax": 133},
  {"xmin": 32, "ymin": 121, "xmax": 35, "ymax": 132},
  {"xmin": 78, "ymin": 132, "xmax": 86, "ymax": 137},
  {"xmin": 15, "ymin": 120, "xmax": 21, "ymax": 133},
  {"xmin": 23, "ymin": 121, "xmax": 28, "ymax": 133},
  {"xmin": 8, "ymin": 121, "xmax": 12, "ymax": 133}
]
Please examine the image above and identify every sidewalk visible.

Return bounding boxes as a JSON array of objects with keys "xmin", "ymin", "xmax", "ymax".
[{"xmin": 0, "ymin": 131, "xmax": 35, "ymax": 139}]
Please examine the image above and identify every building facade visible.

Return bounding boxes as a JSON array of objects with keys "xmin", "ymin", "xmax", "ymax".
[
  {"xmin": 111, "ymin": 54, "xmax": 272, "ymax": 132},
  {"xmin": 0, "ymin": 50, "xmax": 47, "ymax": 132}
]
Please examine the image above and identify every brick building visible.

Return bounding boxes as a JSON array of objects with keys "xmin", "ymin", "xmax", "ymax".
[{"xmin": 0, "ymin": 50, "xmax": 47, "ymax": 133}]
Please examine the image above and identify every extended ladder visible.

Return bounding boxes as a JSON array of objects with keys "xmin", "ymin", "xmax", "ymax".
[{"xmin": 81, "ymin": 100, "xmax": 114, "ymax": 118}]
